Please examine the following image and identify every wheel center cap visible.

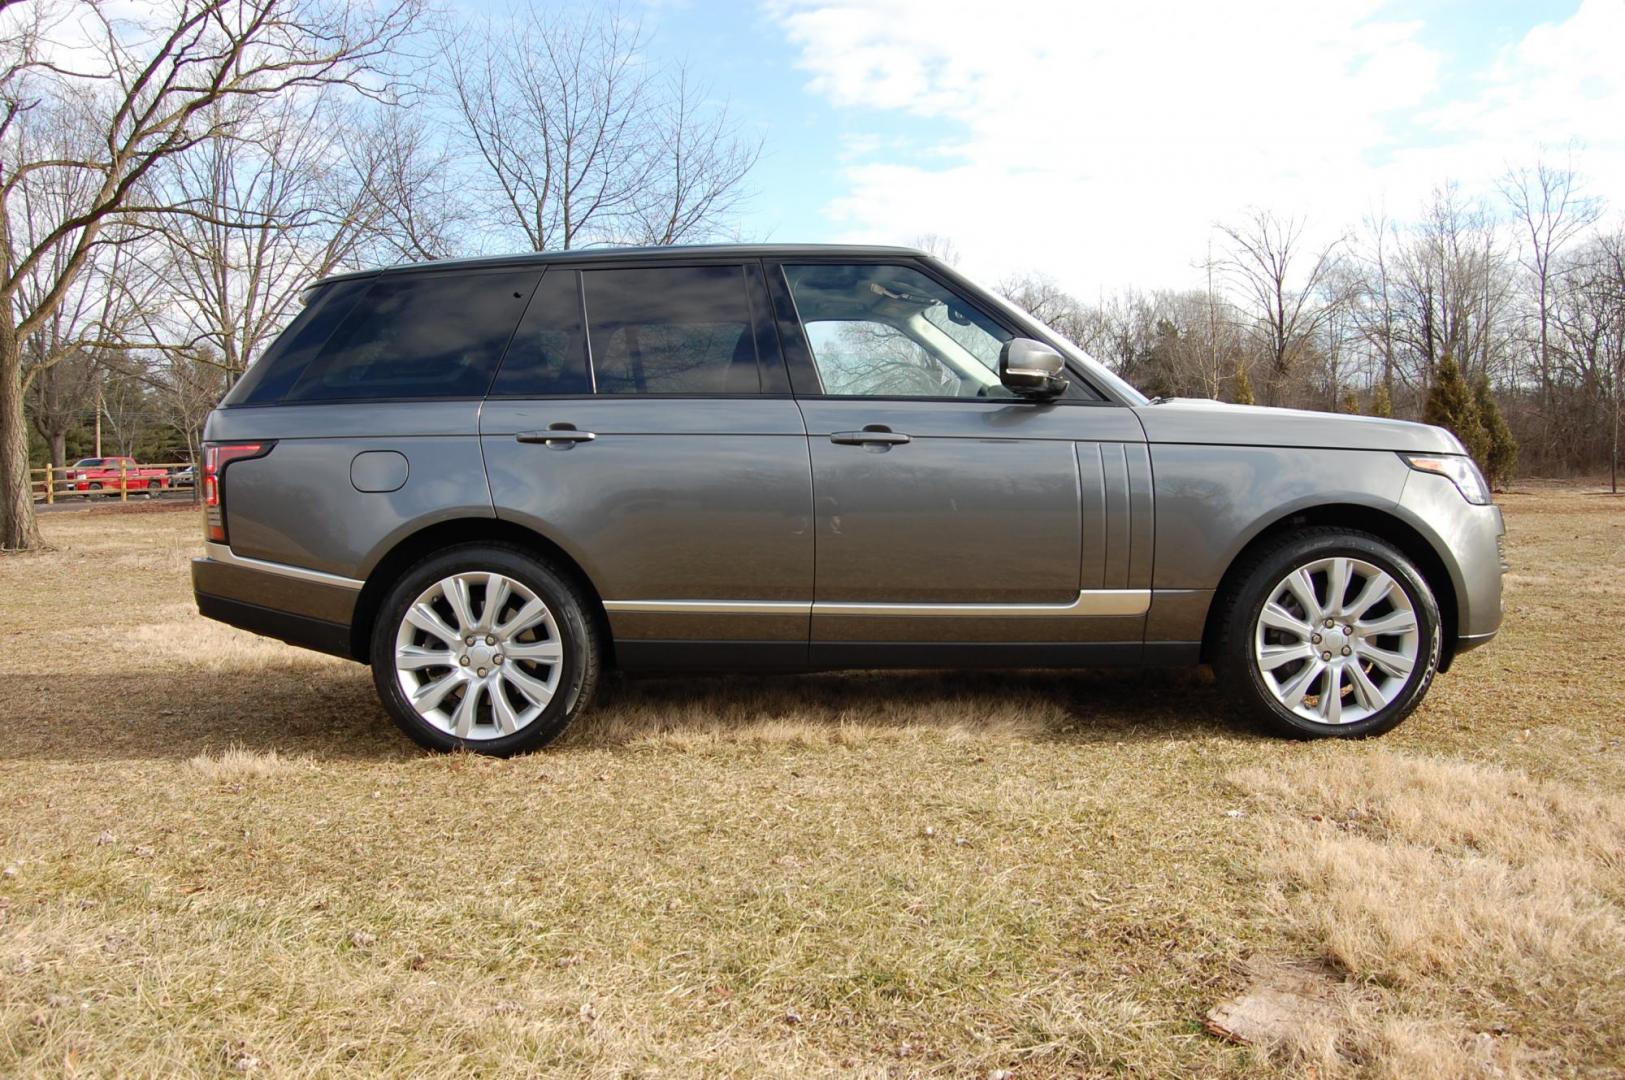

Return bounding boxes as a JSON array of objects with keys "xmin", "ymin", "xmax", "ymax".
[{"xmin": 467, "ymin": 643, "xmax": 498, "ymax": 670}]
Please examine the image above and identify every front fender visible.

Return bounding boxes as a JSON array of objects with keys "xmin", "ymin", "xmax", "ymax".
[{"xmin": 1149, "ymin": 445, "xmax": 1414, "ymax": 591}]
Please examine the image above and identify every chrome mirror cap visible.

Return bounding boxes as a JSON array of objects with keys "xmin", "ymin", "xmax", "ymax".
[{"xmin": 999, "ymin": 337, "xmax": 1068, "ymax": 397}]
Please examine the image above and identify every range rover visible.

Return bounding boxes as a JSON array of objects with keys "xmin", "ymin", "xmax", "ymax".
[{"xmin": 192, "ymin": 245, "xmax": 1504, "ymax": 754}]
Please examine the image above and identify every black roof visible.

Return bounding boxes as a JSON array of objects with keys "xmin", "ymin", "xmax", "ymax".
[{"xmin": 318, "ymin": 243, "xmax": 931, "ymax": 286}]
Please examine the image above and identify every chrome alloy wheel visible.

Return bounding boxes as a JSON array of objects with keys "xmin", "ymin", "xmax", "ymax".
[
  {"xmin": 1252, "ymin": 557, "xmax": 1420, "ymax": 725},
  {"xmin": 393, "ymin": 572, "xmax": 564, "ymax": 740}
]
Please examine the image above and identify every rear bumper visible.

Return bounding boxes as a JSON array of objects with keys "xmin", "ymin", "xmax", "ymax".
[
  {"xmin": 192, "ymin": 549, "xmax": 362, "ymax": 661},
  {"xmin": 195, "ymin": 590, "xmax": 355, "ymax": 659}
]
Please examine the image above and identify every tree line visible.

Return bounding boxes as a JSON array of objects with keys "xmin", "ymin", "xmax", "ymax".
[
  {"xmin": 989, "ymin": 166, "xmax": 1622, "ymax": 490},
  {"xmin": 3, "ymin": 1, "xmax": 1622, "ymax": 553}
]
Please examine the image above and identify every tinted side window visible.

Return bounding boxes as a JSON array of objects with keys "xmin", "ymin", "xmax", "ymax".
[
  {"xmin": 584, "ymin": 266, "xmax": 760, "ymax": 395},
  {"xmin": 283, "ymin": 270, "xmax": 540, "ymax": 402},
  {"xmin": 224, "ymin": 277, "xmax": 372, "ymax": 406},
  {"xmin": 488, "ymin": 269, "xmax": 591, "ymax": 397}
]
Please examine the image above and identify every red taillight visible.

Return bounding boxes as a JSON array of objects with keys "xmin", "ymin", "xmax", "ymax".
[{"xmin": 203, "ymin": 442, "xmax": 273, "ymax": 543}]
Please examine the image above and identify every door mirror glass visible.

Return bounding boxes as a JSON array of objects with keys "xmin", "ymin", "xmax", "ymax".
[{"xmin": 999, "ymin": 338, "xmax": 1068, "ymax": 398}]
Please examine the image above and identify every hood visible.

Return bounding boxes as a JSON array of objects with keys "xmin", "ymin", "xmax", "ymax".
[{"xmin": 1132, "ymin": 398, "xmax": 1466, "ymax": 455}]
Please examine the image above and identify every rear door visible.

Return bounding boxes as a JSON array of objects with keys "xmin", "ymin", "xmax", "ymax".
[{"xmin": 479, "ymin": 261, "xmax": 814, "ymax": 670}]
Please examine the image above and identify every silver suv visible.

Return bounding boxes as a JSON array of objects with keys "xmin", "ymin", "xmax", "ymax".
[{"xmin": 192, "ymin": 245, "xmax": 1505, "ymax": 754}]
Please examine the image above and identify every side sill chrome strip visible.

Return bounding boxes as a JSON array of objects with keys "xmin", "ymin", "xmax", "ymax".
[
  {"xmin": 603, "ymin": 589, "xmax": 1150, "ymax": 618},
  {"xmin": 203, "ymin": 542, "xmax": 366, "ymax": 591},
  {"xmin": 601, "ymin": 598, "xmax": 810, "ymax": 615}
]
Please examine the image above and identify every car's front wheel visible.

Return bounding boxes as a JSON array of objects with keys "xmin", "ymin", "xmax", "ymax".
[
  {"xmin": 1214, "ymin": 529, "xmax": 1441, "ymax": 738},
  {"xmin": 370, "ymin": 545, "xmax": 601, "ymax": 755}
]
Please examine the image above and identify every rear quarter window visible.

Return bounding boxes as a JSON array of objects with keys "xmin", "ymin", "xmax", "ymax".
[
  {"xmin": 283, "ymin": 269, "xmax": 541, "ymax": 403},
  {"xmin": 223, "ymin": 277, "xmax": 373, "ymax": 406}
]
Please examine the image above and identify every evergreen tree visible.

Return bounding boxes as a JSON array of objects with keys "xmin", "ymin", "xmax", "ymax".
[
  {"xmin": 1422, "ymin": 355, "xmax": 1489, "ymax": 466},
  {"xmin": 1232, "ymin": 364, "xmax": 1255, "ymax": 406},
  {"xmin": 1474, "ymin": 374, "xmax": 1518, "ymax": 489},
  {"xmin": 1338, "ymin": 388, "xmax": 1362, "ymax": 415},
  {"xmin": 1369, "ymin": 382, "xmax": 1393, "ymax": 418}
]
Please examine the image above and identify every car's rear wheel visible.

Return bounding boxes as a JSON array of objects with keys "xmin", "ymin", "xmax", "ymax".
[
  {"xmin": 370, "ymin": 545, "xmax": 601, "ymax": 755},
  {"xmin": 146, "ymin": 479, "xmax": 161, "ymax": 496},
  {"xmin": 1213, "ymin": 528, "xmax": 1441, "ymax": 738}
]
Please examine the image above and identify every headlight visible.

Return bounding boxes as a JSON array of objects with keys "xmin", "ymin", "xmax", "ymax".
[{"xmin": 1400, "ymin": 453, "xmax": 1492, "ymax": 505}]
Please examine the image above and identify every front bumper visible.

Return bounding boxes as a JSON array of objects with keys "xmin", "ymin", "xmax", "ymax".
[{"xmin": 1397, "ymin": 472, "xmax": 1506, "ymax": 657}]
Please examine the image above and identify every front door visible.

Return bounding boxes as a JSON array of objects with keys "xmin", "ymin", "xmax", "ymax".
[{"xmin": 769, "ymin": 260, "xmax": 1149, "ymax": 664}]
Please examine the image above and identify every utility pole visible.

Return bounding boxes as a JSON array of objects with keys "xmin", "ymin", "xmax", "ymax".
[{"xmin": 94, "ymin": 382, "xmax": 103, "ymax": 457}]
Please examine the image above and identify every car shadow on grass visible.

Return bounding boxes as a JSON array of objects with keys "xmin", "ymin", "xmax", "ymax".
[
  {"xmin": 8, "ymin": 663, "xmax": 1254, "ymax": 762},
  {"xmin": 568, "ymin": 666, "xmax": 1253, "ymax": 749}
]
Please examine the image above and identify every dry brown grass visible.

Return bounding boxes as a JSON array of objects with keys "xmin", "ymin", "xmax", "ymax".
[
  {"xmin": 1232, "ymin": 752, "xmax": 1625, "ymax": 1077},
  {"xmin": 0, "ymin": 492, "xmax": 1621, "ymax": 1077}
]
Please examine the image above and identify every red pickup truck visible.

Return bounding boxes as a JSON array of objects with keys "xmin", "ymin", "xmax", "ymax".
[{"xmin": 64, "ymin": 457, "xmax": 171, "ymax": 494}]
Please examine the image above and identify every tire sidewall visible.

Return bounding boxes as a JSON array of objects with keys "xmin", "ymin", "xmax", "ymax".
[
  {"xmin": 1225, "ymin": 533, "xmax": 1441, "ymax": 738},
  {"xmin": 370, "ymin": 546, "xmax": 596, "ymax": 755}
]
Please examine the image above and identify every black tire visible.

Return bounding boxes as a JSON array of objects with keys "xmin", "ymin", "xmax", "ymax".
[
  {"xmin": 369, "ymin": 544, "xmax": 601, "ymax": 755},
  {"xmin": 146, "ymin": 479, "xmax": 161, "ymax": 496},
  {"xmin": 87, "ymin": 482, "xmax": 102, "ymax": 491},
  {"xmin": 1212, "ymin": 528, "xmax": 1441, "ymax": 739}
]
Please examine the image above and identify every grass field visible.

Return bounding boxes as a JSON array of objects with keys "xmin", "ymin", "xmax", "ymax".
[{"xmin": 2, "ymin": 490, "xmax": 1622, "ymax": 1078}]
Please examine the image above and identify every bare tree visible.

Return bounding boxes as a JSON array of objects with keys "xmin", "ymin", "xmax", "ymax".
[
  {"xmin": 1392, "ymin": 185, "xmax": 1515, "ymax": 386},
  {"xmin": 95, "ymin": 357, "xmax": 157, "ymax": 458},
  {"xmin": 440, "ymin": 4, "xmax": 759, "ymax": 252},
  {"xmin": 914, "ymin": 233, "xmax": 961, "ymax": 267},
  {"xmin": 347, "ymin": 108, "xmax": 467, "ymax": 263},
  {"xmin": 629, "ymin": 68, "xmax": 759, "ymax": 246},
  {"xmin": 1550, "ymin": 229, "xmax": 1625, "ymax": 490},
  {"xmin": 150, "ymin": 93, "xmax": 382, "ymax": 380},
  {"xmin": 0, "ymin": 0, "xmax": 421, "ymax": 549},
  {"xmin": 12, "ymin": 166, "xmax": 145, "ymax": 469},
  {"xmin": 1500, "ymin": 157, "xmax": 1603, "ymax": 456},
  {"xmin": 1217, "ymin": 210, "xmax": 1346, "ymax": 406},
  {"xmin": 152, "ymin": 346, "xmax": 229, "ymax": 478},
  {"xmin": 1352, "ymin": 210, "xmax": 1402, "ymax": 399},
  {"xmin": 1196, "ymin": 242, "xmax": 1231, "ymax": 399},
  {"xmin": 997, "ymin": 273, "xmax": 1086, "ymax": 338}
]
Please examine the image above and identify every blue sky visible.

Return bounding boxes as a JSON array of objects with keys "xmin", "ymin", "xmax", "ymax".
[{"xmin": 489, "ymin": 1, "xmax": 1625, "ymax": 295}]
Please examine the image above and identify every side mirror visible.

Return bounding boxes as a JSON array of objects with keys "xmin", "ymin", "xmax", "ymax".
[{"xmin": 999, "ymin": 338, "xmax": 1068, "ymax": 398}]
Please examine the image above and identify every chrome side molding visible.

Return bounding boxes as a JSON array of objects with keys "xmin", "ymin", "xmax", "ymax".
[
  {"xmin": 203, "ymin": 542, "xmax": 365, "ymax": 591},
  {"xmin": 603, "ymin": 589, "xmax": 1151, "ymax": 618}
]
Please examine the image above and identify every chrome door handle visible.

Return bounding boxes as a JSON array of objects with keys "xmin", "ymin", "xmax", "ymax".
[
  {"xmin": 829, "ymin": 430, "xmax": 911, "ymax": 446},
  {"xmin": 516, "ymin": 428, "xmax": 597, "ymax": 446}
]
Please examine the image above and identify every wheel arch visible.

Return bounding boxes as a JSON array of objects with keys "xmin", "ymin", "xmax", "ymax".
[
  {"xmin": 1198, "ymin": 503, "xmax": 1460, "ymax": 670},
  {"xmin": 348, "ymin": 517, "xmax": 613, "ymax": 665}
]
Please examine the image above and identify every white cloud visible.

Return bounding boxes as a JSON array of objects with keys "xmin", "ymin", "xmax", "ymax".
[{"xmin": 769, "ymin": 0, "xmax": 1625, "ymax": 297}]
